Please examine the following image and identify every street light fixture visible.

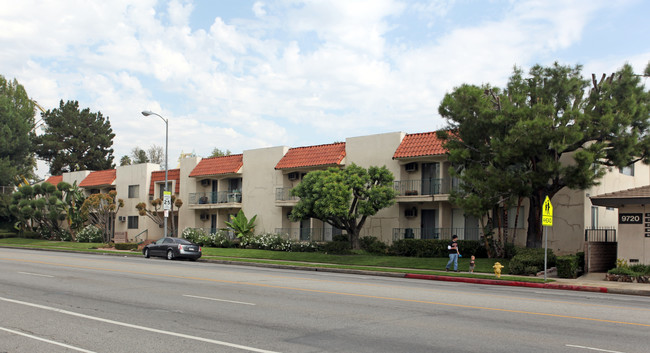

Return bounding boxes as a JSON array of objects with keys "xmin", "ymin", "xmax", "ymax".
[{"xmin": 141, "ymin": 110, "xmax": 169, "ymax": 238}]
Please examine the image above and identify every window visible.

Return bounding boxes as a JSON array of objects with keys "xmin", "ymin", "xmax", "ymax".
[
  {"xmin": 619, "ymin": 165, "xmax": 634, "ymax": 176},
  {"xmin": 127, "ymin": 216, "xmax": 139, "ymax": 229},
  {"xmin": 591, "ymin": 206, "xmax": 599, "ymax": 228},
  {"xmin": 128, "ymin": 185, "xmax": 139, "ymax": 198},
  {"xmin": 158, "ymin": 181, "xmax": 173, "ymax": 199}
]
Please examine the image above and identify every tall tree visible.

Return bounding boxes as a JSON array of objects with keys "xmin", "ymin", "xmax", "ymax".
[
  {"xmin": 80, "ymin": 191, "xmax": 123, "ymax": 243},
  {"xmin": 119, "ymin": 155, "xmax": 132, "ymax": 166},
  {"xmin": 209, "ymin": 148, "xmax": 231, "ymax": 158},
  {"xmin": 35, "ymin": 100, "xmax": 115, "ymax": 175},
  {"xmin": 290, "ymin": 164, "xmax": 396, "ymax": 249},
  {"xmin": 0, "ymin": 75, "xmax": 36, "ymax": 186},
  {"xmin": 131, "ymin": 147, "xmax": 149, "ymax": 164},
  {"xmin": 438, "ymin": 62, "xmax": 650, "ymax": 248},
  {"xmin": 147, "ymin": 144, "xmax": 164, "ymax": 165},
  {"xmin": 136, "ymin": 195, "xmax": 183, "ymax": 237}
]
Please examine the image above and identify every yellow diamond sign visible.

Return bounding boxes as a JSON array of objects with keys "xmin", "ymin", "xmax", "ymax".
[{"xmin": 542, "ymin": 196, "xmax": 553, "ymax": 226}]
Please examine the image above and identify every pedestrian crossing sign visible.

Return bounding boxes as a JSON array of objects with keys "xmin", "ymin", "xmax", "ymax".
[{"xmin": 542, "ymin": 196, "xmax": 553, "ymax": 226}]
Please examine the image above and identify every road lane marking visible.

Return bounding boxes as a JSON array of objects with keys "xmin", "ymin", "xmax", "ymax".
[
  {"xmin": 0, "ymin": 296, "xmax": 281, "ymax": 353},
  {"xmin": 18, "ymin": 271, "xmax": 54, "ymax": 278},
  {"xmin": 0, "ymin": 326, "xmax": 96, "ymax": 353},
  {"xmin": 3, "ymin": 253, "xmax": 649, "ymax": 313},
  {"xmin": 2, "ymin": 257, "xmax": 650, "ymax": 328},
  {"xmin": 566, "ymin": 344, "xmax": 625, "ymax": 353},
  {"xmin": 183, "ymin": 294, "xmax": 256, "ymax": 306}
]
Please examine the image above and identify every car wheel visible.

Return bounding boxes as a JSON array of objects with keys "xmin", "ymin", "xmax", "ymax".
[
  {"xmin": 144, "ymin": 248, "xmax": 150, "ymax": 258},
  {"xmin": 166, "ymin": 249, "xmax": 174, "ymax": 260}
]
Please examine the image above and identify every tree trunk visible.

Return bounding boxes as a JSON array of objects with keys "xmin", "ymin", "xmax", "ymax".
[{"xmin": 526, "ymin": 192, "xmax": 543, "ymax": 248}]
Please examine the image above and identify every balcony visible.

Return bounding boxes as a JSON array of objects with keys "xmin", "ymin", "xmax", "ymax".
[
  {"xmin": 275, "ymin": 228, "xmax": 342, "ymax": 242},
  {"xmin": 275, "ymin": 187, "xmax": 299, "ymax": 206},
  {"xmin": 188, "ymin": 191, "xmax": 242, "ymax": 209},
  {"xmin": 392, "ymin": 228, "xmax": 482, "ymax": 241},
  {"xmin": 392, "ymin": 227, "xmax": 522, "ymax": 241},
  {"xmin": 393, "ymin": 178, "xmax": 459, "ymax": 202}
]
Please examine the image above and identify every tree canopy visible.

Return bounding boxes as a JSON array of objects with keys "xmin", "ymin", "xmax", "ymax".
[
  {"xmin": 34, "ymin": 100, "xmax": 115, "ymax": 175},
  {"xmin": 290, "ymin": 163, "xmax": 396, "ymax": 249},
  {"xmin": 209, "ymin": 148, "xmax": 232, "ymax": 158},
  {"xmin": 0, "ymin": 75, "xmax": 36, "ymax": 186},
  {"xmin": 438, "ymin": 62, "xmax": 650, "ymax": 248}
]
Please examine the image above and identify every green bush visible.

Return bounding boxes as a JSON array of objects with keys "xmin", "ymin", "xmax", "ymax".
[
  {"xmin": 607, "ymin": 266, "xmax": 637, "ymax": 276},
  {"xmin": 322, "ymin": 241, "xmax": 351, "ymax": 255},
  {"xmin": 359, "ymin": 236, "xmax": 388, "ymax": 255},
  {"xmin": 114, "ymin": 243, "xmax": 138, "ymax": 250},
  {"xmin": 629, "ymin": 264, "xmax": 650, "ymax": 275},
  {"xmin": 76, "ymin": 225, "xmax": 103, "ymax": 243},
  {"xmin": 557, "ymin": 255, "xmax": 580, "ymax": 278},
  {"xmin": 388, "ymin": 239, "xmax": 486, "ymax": 258},
  {"xmin": 508, "ymin": 248, "xmax": 556, "ymax": 275}
]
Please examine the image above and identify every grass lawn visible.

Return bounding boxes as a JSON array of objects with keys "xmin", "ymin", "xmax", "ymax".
[{"xmin": 0, "ymin": 238, "xmax": 548, "ymax": 283}]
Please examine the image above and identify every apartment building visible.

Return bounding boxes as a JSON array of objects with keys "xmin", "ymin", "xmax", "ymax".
[{"xmin": 42, "ymin": 130, "xmax": 650, "ymax": 260}]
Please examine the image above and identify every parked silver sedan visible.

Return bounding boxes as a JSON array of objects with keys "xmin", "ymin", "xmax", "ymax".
[{"xmin": 143, "ymin": 237, "xmax": 202, "ymax": 260}]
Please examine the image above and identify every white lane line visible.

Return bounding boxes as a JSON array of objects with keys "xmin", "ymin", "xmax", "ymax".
[
  {"xmin": 0, "ymin": 296, "xmax": 280, "ymax": 353},
  {"xmin": 18, "ymin": 272, "xmax": 54, "ymax": 278},
  {"xmin": 566, "ymin": 344, "xmax": 626, "ymax": 353},
  {"xmin": 183, "ymin": 294, "xmax": 256, "ymax": 306},
  {"xmin": 0, "ymin": 326, "xmax": 96, "ymax": 353}
]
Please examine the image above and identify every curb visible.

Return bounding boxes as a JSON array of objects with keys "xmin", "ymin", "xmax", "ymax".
[{"xmin": 405, "ymin": 273, "xmax": 611, "ymax": 293}]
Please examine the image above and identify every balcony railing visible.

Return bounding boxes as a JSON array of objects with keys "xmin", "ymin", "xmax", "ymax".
[
  {"xmin": 189, "ymin": 191, "xmax": 242, "ymax": 205},
  {"xmin": 585, "ymin": 227, "xmax": 617, "ymax": 242},
  {"xmin": 393, "ymin": 178, "xmax": 459, "ymax": 196},
  {"xmin": 275, "ymin": 187, "xmax": 299, "ymax": 201},
  {"xmin": 392, "ymin": 228, "xmax": 484, "ymax": 241},
  {"xmin": 274, "ymin": 228, "xmax": 343, "ymax": 242}
]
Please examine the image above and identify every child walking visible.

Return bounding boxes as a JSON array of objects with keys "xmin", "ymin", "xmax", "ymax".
[{"xmin": 469, "ymin": 255, "xmax": 475, "ymax": 273}]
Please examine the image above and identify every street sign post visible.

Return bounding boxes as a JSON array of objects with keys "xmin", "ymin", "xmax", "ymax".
[
  {"xmin": 163, "ymin": 191, "xmax": 172, "ymax": 211},
  {"xmin": 542, "ymin": 196, "xmax": 553, "ymax": 281}
]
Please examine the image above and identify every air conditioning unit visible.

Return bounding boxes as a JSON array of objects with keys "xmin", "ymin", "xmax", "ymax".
[
  {"xmin": 118, "ymin": 216, "xmax": 126, "ymax": 222},
  {"xmin": 404, "ymin": 207, "xmax": 417, "ymax": 218},
  {"xmin": 288, "ymin": 172, "xmax": 299, "ymax": 181},
  {"xmin": 405, "ymin": 162, "xmax": 418, "ymax": 172},
  {"xmin": 201, "ymin": 179, "xmax": 211, "ymax": 186},
  {"xmin": 200, "ymin": 213, "xmax": 209, "ymax": 221}
]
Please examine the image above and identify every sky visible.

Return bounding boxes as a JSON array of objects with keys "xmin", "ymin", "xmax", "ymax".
[{"xmin": 1, "ymin": 0, "xmax": 649, "ymax": 179}]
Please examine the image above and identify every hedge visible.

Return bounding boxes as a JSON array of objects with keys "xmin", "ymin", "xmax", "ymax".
[
  {"xmin": 509, "ymin": 248, "xmax": 556, "ymax": 275},
  {"xmin": 114, "ymin": 243, "xmax": 138, "ymax": 250},
  {"xmin": 556, "ymin": 255, "xmax": 580, "ymax": 278},
  {"xmin": 387, "ymin": 239, "xmax": 488, "ymax": 258}
]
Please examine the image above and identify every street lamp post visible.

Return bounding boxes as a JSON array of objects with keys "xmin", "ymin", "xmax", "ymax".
[{"xmin": 141, "ymin": 110, "xmax": 169, "ymax": 238}]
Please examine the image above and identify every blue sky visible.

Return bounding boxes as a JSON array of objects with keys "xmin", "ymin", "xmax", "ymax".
[{"xmin": 1, "ymin": 0, "xmax": 648, "ymax": 178}]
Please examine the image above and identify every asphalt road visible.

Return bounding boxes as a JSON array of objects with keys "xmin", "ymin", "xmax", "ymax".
[{"xmin": 1, "ymin": 248, "xmax": 649, "ymax": 353}]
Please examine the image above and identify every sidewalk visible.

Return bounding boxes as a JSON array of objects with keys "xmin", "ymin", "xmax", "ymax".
[{"xmin": 404, "ymin": 271, "xmax": 650, "ymax": 297}]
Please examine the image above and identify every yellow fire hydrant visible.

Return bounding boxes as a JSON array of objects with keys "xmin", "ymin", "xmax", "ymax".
[{"xmin": 493, "ymin": 262, "xmax": 504, "ymax": 278}]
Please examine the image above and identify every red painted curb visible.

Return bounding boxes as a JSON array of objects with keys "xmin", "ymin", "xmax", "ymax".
[{"xmin": 404, "ymin": 274, "xmax": 609, "ymax": 293}]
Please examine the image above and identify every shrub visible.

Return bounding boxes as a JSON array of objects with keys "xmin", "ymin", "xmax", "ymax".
[
  {"xmin": 630, "ymin": 264, "xmax": 650, "ymax": 275},
  {"xmin": 76, "ymin": 225, "xmax": 103, "ymax": 243},
  {"xmin": 115, "ymin": 243, "xmax": 138, "ymax": 250},
  {"xmin": 607, "ymin": 266, "xmax": 636, "ymax": 276},
  {"xmin": 322, "ymin": 240, "xmax": 351, "ymax": 255},
  {"xmin": 508, "ymin": 248, "xmax": 556, "ymax": 276},
  {"xmin": 556, "ymin": 255, "xmax": 580, "ymax": 278},
  {"xmin": 388, "ymin": 239, "xmax": 486, "ymax": 258},
  {"xmin": 181, "ymin": 228, "xmax": 206, "ymax": 244},
  {"xmin": 359, "ymin": 236, "xmax": 388, "ymax": 255}
]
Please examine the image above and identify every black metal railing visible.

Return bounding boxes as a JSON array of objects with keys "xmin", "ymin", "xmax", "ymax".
[
  {"xmin": 189, "ymin": 191, "xmax": 242, "ymax": 205},
  {"xmin": 585, "ymin": 228, "xmax": 617, "ymax": 242},
  {"xmin": 393, "ymin": 178, "xmax": 459, "ymax": 196},
  {"xmin": 275, "ymin": 187, "xmax": 299, "ymax": 201},
  {"xmin": 274, "ymin": 228, "xmax": 342, "ymax": 242}
]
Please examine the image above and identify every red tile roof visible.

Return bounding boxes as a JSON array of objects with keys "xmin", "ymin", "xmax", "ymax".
[
  {"xmin": 79, "ymin": 169, "xmax": 116, "ymax": 188},
  {"xmin": 44, "ymin": 175, "xmax": 62, "ymax": 186},
  {"xmin": 149, "ymin": 169, "xmax": 181, "ymax": 195},
  {"xmin": 393, "ymin": 132, "xmax": 447, "ymax": 159},
  {"xmin": 275, "ymin": 142, "xmax": 346, "ymax": 170},
  {"xmin": 189, "ymin": 154, "xmax": 243, "ymax": 177}
]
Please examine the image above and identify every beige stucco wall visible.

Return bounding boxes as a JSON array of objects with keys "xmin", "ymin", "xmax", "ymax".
[
  {"xmin": 615, "ymin": 204, "xmax": 650, "ymax": 265},
  {"xmin": 242, "ymin": 146, "xmax": 289, "ymax": 234},
  {"xmin": 178, "ymin": 156, "xmax": 201, "ymax": 235},
  {"xmin": 62, "ymin": 170, "xmax": 90, "ymax": 186},
  {"xmin": 114, "ymin": 163, "xmax": 159, "ymax": 242},
  {"xmin": 346, "ymin": 132, "xmax": 405, "ymax": 243}
]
